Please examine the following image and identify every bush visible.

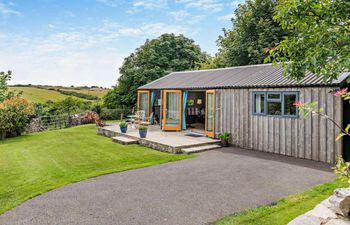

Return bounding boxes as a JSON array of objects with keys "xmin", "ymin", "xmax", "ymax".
[
  {"xmin": 0, "ymin": 96, "xmax": 35, "ymax": 139},
  {"xmin": 99, "ymin": 108, "xmax": 129, "ymax": 120},
  {"xmin": 57, "ymin": 89, "xmax": 99, "ymax": 101}
]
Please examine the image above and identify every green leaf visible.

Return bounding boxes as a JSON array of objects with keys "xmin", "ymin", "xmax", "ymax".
[{"xmin": 336, "ymin": 133, "xmax": 346, "ymax": 141}]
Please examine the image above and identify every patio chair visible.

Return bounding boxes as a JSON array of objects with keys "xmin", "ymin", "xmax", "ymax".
[{"xmin": 135, "ymin": 111, "xmax": 154, "ymax": 127}]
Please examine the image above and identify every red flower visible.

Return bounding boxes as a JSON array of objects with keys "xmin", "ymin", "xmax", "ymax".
[
  {"xmin": 293, "ymin": 101, "xmax": 304, "ymax": 107},
  {"xmin": 335, "ymin": 88, "xmax": 348, "ymax": 97}
]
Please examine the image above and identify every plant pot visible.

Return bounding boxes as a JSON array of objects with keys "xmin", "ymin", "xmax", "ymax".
[
  {"xmin": 120, "ymin": 126, "xmax": 128, "ymax": 133},
  {"xmin": 139, "ymin": 130, "xmax": 147, "ymax": 138},
  {"xmin": 220, "ymin": 139, "xmax": 229, "ymax": 147}
]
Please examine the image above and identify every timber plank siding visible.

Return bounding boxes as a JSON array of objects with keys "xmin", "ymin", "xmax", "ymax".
[{"xmin": 215, "ymin": 87, "xmax": 342, "ymax": 163}]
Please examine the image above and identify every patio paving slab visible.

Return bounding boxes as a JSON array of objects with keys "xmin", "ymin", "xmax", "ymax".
[{"xmin": 0, "ymin": 147, "xmax": 335, "ymax": 225}]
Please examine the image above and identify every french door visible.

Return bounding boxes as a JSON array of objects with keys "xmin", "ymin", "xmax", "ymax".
[
  {"xmin": 137, "ymin": 90, "xmax": 150, "ymax": 118},
  {"xmin": 162, "ymin": 90, "xmax": 182, "ymax": 131},
  {"xmin": 205, "ymin": 90, "xmax": 215, "ymax": 138}
]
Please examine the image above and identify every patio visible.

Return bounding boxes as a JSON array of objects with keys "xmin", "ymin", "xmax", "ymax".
[{"xmin": 97, "ymin": 123, "xmax": 221, "ymax": 153}]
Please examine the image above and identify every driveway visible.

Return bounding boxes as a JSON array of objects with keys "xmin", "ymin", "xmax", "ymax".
[{"xmin": 0, "ymin": 147, "xmax": 335, "ymax": 225}]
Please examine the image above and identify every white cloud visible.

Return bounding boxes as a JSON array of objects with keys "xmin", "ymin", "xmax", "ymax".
[
  {"xmin": 118, "ymin": 23, "xmax": 187, "ymax": 37},
  {"xmin": 96, "ymin": 0, "xmax": 120, "ymax": 7},
  {"xmin": 176, "ymin": 0, "xmax": 223, "ymax": 12},
  {"xmin": 168, "ymin": 10, "xmax": 189, "ymax": 21},
  {"xmin": 132, "ymin": 0, "xmax": 167, "ymax": 9},
  {"xmin": 217, "ymin": 13, "xmax": 233, "ymax": 21},
  {"xmin": 0, "ymin": 1, "xmax": 21, "ymax": 17}
]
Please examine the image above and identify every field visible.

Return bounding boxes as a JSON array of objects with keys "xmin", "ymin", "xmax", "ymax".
[
  {"xmin": 0, "ymin": 124, "xmax": 192, "ymax": 214},
  {"xmin": 9, "ymin": 85, "xmax": 109, "ymax": 103}
]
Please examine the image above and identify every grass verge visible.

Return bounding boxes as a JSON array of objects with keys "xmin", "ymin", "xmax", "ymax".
[
  {"xmin": 0, "ymin": 124, "xmax": 193, "ymax": 214},
  {"xmin": 214, "ymin": 179, "xmax": 346, "ymax": 225}
]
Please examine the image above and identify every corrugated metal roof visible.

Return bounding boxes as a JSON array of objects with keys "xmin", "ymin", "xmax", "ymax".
[{"xmin": 138, "ymin": 64, "xmax": 349, "ymax": 90}]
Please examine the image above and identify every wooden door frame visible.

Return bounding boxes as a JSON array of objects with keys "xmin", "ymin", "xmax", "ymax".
[
  {"xmin": 162, "ymin": 90, "xmax": 182, "ymax": 131},
  {"xmin": 137, "ymin": 90, "xmax": 150, "ymax": 119},
  {"xmin": 205, "ymin": 90, "xmax": 216, "ymax": 138}
]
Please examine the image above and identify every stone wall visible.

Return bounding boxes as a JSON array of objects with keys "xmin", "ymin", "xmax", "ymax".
[{"xmin": 289, "ymin": 188, "xmax": 350, "ymax": 225}]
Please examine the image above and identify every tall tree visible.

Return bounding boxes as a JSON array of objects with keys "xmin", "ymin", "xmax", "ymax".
[
  {"xmin": 267, "ymin": 0, "xmax": 350, "ymax": 82},
  {"xmin": 0, "ymin": 71, "xmax": 14, "ymax": 102},
  {"xmin": 208, "ymin": 0, "xmax": 290, "ymax": 68},
  {"xmin": 105, "ymin": 33, "xmax": 208, "ymax": 108}
]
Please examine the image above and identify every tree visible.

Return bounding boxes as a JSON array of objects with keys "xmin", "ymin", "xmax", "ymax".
[
  {"xmin": 105, "ymin": 33, "xmax": 208, "ymax": 109},
  {"xmin": 267, "ymin": 0, "xmax": 350, "ymax": 82},
  {"xmin": 210, "ymin": 0, "xmax": 290, "ymax": 68},
  {"xmin": 0, "ymin": 71, "xmax": 13, "ymax": 102}
]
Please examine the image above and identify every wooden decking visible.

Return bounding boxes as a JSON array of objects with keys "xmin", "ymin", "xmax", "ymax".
[{"xmin": 97, "ymin": 123, "xmax": 220, "ymax": 154}]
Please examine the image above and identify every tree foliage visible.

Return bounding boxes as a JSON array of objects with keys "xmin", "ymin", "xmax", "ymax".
[
  {"xmin": 105, "ymin": 33, "xmax": 208, "ymax": 108},
  {"xmin": 206, "ymin": 0, "xmax": 290, "ymax": 69},
  {"xmin": 0, "ymin": 71, "xmax": 14, "ymax": 102},
  {"xmin": 267, "ymin": 0, "xmax": 350, "ymax": 81}
]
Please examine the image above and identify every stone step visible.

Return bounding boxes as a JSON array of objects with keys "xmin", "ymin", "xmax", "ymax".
[
  {"xmin": 181, "ymin": 144, "xmax": 221, "ymax": 154},
  {"xmin": 112, "ymin": 136, "xmax": 139, "ymax": 145}
]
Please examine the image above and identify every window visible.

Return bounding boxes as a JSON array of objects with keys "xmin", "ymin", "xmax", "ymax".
[
  {"xmin": 267, "ymin": 93, "xmax": 281, "ymax": 116},
  {"xmin": 252, "ymin": 91, "xmax": 299, "ymax": 118},
  {"xmin": 253, "ymin": 93, "xmax": 265, "ymax": 114},
  {"xmin": 283, "ymin": 93, "xmax": 298, "ymax": 116}
]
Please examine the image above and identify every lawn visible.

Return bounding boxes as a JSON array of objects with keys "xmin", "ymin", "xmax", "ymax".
[
  {"xmin": 0, "ymin": 124, "xmax": 192, "ymax": 215},
  {"xmin": 214, "ymin": 179, "xmax": 346, "ymax": 225}
]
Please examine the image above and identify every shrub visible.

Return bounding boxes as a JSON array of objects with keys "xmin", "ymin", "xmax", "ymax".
[
  {"xmin": 57, "ymin": 89, "xmax": 99, "ymax": 100},
  {"xmin": 99, "ymin": 108, "xmax": 127, "ymax": 120},
  {"xmin": 81, "ymin": 111, "xmax": 99, "ymax": 124},
  {"xmin": 0, "ymin": 96, "xmax": 35, "ymax": 139},
  {"xmin": 119, "ymin": 121, "xmax": 128, "ymax": 128}
]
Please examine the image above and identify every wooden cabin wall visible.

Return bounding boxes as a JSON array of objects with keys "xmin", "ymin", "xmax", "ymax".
[{"xmin": 215, "ymin": 87, "xmax": 342, "ymax": 163}]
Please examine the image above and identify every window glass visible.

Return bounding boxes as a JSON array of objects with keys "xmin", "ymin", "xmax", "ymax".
[
  {"xmin": 283, "ymin": 93, "xmax": 297, "ymax": 116},
  {"xmin": 267, "ymin": 93, "xmax": 281, "ymax": 101},
  {"xmin": 267, "ymin": 102, "xmax": 282, "ymax": 115},
  {"xmin": 253, "ymin": 93, "xmax": 265, "ymax": 114}
]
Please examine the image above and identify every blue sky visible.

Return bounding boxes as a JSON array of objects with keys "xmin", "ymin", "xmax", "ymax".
[{"xmin": 0, "ymin": 0, "xmax": 243, "ymax": 87}]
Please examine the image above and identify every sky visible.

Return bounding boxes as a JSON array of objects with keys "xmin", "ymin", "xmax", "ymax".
[{"xmin": 0, "ymin": 0, "xmax": 243, "ymax": 87}]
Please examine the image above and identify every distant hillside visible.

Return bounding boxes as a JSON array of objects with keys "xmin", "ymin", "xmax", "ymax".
[{"xmin": 9, "ymin": 85, "xmax": 109, "ymax": 103}]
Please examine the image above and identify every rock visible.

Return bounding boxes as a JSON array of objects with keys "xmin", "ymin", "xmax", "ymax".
[
  {"xmin": 288, "ymin": 214, "xmax": 323, "ymax": 225},
  {"xmin": 329, "ymin": 188, "xmax": 350, "ymax": 217},
  {"xmin": 307, "ymin": 203, "xmax": 338, "ymax": 220},
  {"xmin": 326, "ymin": 219, "xmax": 350, "ymax": 225}
]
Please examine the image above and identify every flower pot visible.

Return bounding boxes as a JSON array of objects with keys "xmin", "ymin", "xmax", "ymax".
[
  {"xmin": 120, "ymin": 126, "xmax": 128, "ymax": 133},
  {"xmin": 139, "ymin": 130, "xmax": 147, "ymax": 138},
  {"xmin": 220, "ymin": 139, "xmax": 229, "ymax": 147}
]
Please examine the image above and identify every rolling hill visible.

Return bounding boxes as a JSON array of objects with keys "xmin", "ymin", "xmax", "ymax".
[{"xmin": 9, "ymin": 85, "xmax": 109, "ymax": 103}]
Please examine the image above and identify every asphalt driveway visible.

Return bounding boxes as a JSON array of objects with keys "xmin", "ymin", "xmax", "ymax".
[{"xmin": 0, "ymin": 147, "xmax": 335, "ymax": 225}]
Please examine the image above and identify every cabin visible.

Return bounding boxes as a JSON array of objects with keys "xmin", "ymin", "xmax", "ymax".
[{"xmin": 137, "ymin": 64, "xmax": 349, "ymax": 163}]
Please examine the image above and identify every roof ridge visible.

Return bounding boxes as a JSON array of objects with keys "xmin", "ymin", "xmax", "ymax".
[{"xmin": 172, "ymin": 63, "xmax": 275, "ymax": 74}]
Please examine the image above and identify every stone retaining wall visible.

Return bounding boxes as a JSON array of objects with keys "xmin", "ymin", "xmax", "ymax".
[{"xmin": 289, "ymin": 188, "xmax": 350, "ymax": 225}]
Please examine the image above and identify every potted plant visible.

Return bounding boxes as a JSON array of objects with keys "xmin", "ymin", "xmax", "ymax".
[
  {"xmin": 139, "ymin": 125, "xmax": 148, "ymax": 138},
  {"xmin": 119, "ymin": 121, "xmax": 128, "ymax": 133},
  {"xmin": 218, "ymin": 132, "xmax": 230, "ymax": 147}
]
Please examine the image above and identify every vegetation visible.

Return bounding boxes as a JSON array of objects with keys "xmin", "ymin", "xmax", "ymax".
[
  {"xmin": 0, "ymin": 124, "xmax": 192, "ymax": 214},
  {"xmin": 214, "ymin": 179, "xmax": 346, "ymax": 225},
  {"xmin": 267, "ymin": 0, "xmax": 350, "ymax": 82},
  {"xmin": 105, "ymin": 33, "xmax": 208, "ymax": 109},
  {"xmin": 0, "ymin": 71, "xmax": 15, "ymax": 102},
  {"xmin": 202, "ymin": 0, "xmax": 290, "ymax": 69},
  {"xmin": 9, "ymin": 85, "xmax": 108, "ymax": 103},
  {"xmin": 0, "ymin": 97, "xmax": 35, "ymax": 139},
  {"xmin": 57, "ymin": 89, "xmax": 99, "ymax": 100}
]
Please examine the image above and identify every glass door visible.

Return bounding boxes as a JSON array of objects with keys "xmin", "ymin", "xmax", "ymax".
[
  {"xmin": 205, "ymin": 90, "xmax": 215, "ymax": 138},
  {"xmin": 162, "ymin": 90, "xmax": 182, "ymax": 131},
  {"xmin": 138, "ymin": 90, "xmax": 150, "ymax": 119}
]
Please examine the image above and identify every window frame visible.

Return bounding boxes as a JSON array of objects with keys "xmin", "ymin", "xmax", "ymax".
[
  {"xmin": 252, "ymin": 91, "xmax": 299, "ymax": 119},
  {"xmin": 252, "ymin": 92, "xmax": 266, "ymax": 115}
]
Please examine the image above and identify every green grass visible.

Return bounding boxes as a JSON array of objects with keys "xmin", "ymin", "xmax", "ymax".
[
  {"xmin": 0, "ymin": 124, "xmax": 192, "ymax": 215},
  {"xmin": 9, "ymin": 86, "xmax": 108, "ymax": 103},
  {"xmin": 214, "ymin": 179, "xmax": 346, "ymax": 225},
  {"xmin": 9, "ymin": 86, "xmax": 67, "ymax": 103}
]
